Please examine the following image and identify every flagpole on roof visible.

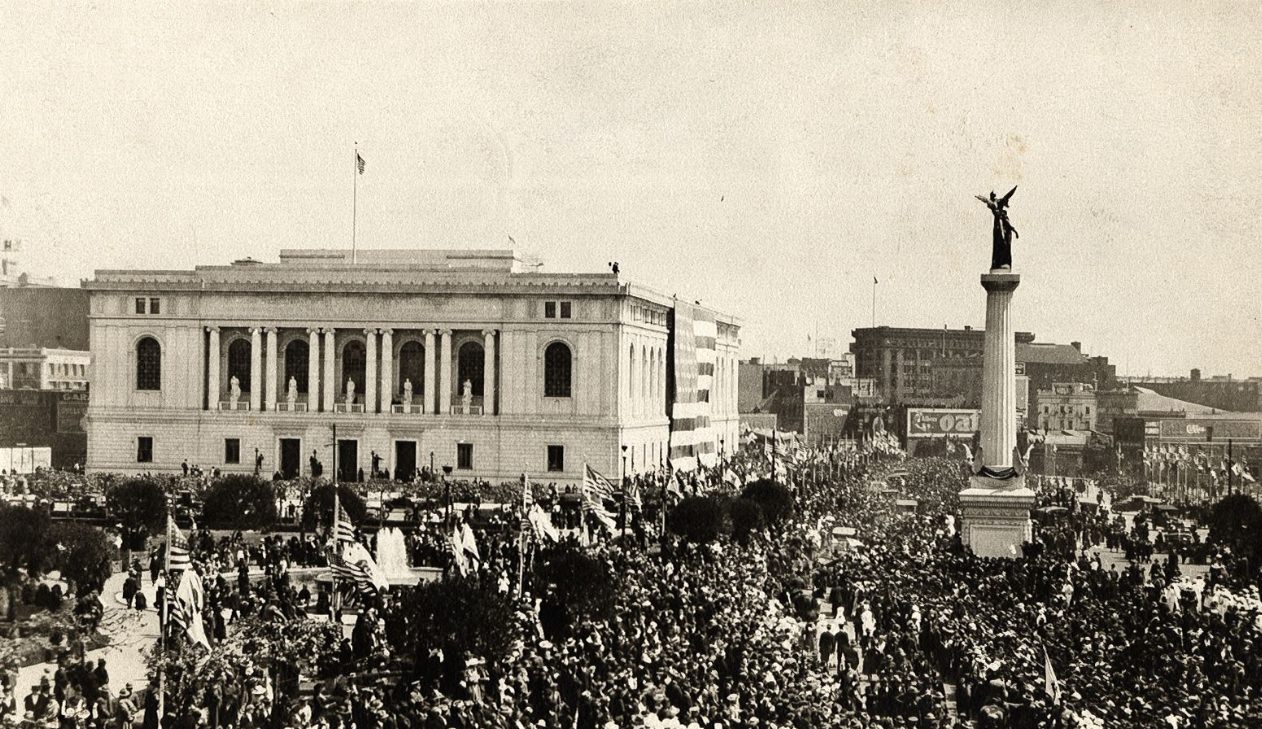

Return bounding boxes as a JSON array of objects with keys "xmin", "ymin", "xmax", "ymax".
[{"xmin": 352, "ymin": 143, "xmax": 358, "ymax": 265}]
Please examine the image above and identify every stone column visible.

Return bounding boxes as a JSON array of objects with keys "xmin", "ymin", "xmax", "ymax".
[
  {"xmin": 364, "ymin": 329, "xmax": 378, "ymax": 414},
  {"xmin": 380, "ymin": 329, "xmax": 394, "ymax": 414},
  {"xmin": 307, "ymin": 328, "xmax": 321, "ymax": 412},
  {"xmin": 482, "ymin": 329, "xmax": 496, "ymax": 415},
  {"xmin": 249, "ymin": 327, "xmax": 263, "ymax": 411},
  {"xmin": 438, "ymin": 329, "xmax": 452, "ymax": 415},
  {"xmin": 323, "ymin": 328, "xmax": 337, "ymax": 413},
  {"xmin": 423, "ymin": 329, "xmax": 437, "ymax": 414},
  {"xmin": 980, "ymin": 273, "xmax": 1020, "ymax": 467},
  {"xmin": 207, "ymin": 327, "xmax": 220, "ymax": 410},
  {"xmin": 265, "ymin": 327, "xmax": 279, "ymax": 412}
]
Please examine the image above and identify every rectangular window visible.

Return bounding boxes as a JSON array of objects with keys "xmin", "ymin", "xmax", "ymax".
[
  {"xmin": 457, "ymin": 443, "xmax": 473, "ymax": 470},
  {"xmin": 544, "ymin": 301, "xmax": 557, "ymax": 319},
  {"xmin": 135, "ymin": 298, "xmax": 146, "ymax": 314},
  {"xmin": 149, "ymin": 298, "xmax": 161, "ymax": 314},
  {"xmin": 560, "ymin": 301, "xmax": 572, "ymax": 319},
  {"xmin": 137, "ymin": 437, "xmax": 153, "ymax": 463},
  {"xmin": 224, "ymin": 438, "xmax": 241, "ymax": 464},
  {"xmin": 547, "ymin": 445, "xmax": 565, "ymax": 472}
]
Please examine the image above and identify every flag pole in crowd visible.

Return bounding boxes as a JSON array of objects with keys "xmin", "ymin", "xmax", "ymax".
[
  {"xmin": 519, "ymin": 472, "xmax": 529, "ymax": 595},
  {"xmin": 331, "ymin": 423, "xmax": 341, "ymax": 616}
]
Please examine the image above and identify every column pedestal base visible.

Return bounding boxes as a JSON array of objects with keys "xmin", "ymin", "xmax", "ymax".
[{"xmin": 959, "ymin": 475, "xmax": 1035, "ymax": 558}]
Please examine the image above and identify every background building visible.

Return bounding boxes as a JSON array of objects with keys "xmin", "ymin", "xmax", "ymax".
[
  {"xmin": 1035, "ymin": 382, "xmax": 1097, "ymax": 431},
  {"xmin": 0, "ymin": 347, "xmax": 91, "ymax": 390},
  {"xmin": 85, "ymin": 249, "xmax": 740, "ymax": 481},
  {"xmin": 851, "ymin": 326, "xmax": 1035, "ymax": 403},
  {"xmin": 1125, "ymin": 370, "xmax": 1262, "ymax": 413}
]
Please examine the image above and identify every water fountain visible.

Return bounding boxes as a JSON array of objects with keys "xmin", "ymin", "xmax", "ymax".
[{"xmin": 374, "ymin": 526, "xmax": 442, "ymax": 585}]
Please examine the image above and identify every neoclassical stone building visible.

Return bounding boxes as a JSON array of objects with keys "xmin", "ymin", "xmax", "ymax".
[{"xmin": 85, "ymin": 249, "xmax": 740, "ymax": 482}]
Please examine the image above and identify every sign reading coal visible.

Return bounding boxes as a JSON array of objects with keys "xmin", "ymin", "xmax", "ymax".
[{"xmin": 907, "ymin": 408, "xmax": 981, "ymax": 439}]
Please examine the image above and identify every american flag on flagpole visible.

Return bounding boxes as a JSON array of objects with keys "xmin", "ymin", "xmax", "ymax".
[
  {"xmin": 166, "ymin": 512, "xmax": 191, "ymax": 573},
  {"xmin": 333, "ymin": 503, "xmax": 356, "ymax": 544},
  {"xmin": 356, "ymin": 152, "xmax": 365, "ymax": 175}
]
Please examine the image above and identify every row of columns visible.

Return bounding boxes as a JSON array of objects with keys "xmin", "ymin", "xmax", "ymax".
[{"xmin": 206, "ymin": 326, "xmax": 498, "ymax": 415}]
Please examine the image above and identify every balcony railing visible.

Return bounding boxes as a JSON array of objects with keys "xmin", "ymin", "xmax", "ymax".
[
  {"xmin": 449, "ymin": 404, "xmax": 484, "ymax": 415},
  {"xmin": 274, "ymin": 402, "xmax": 308, "ymax": 412},
  {"xmin": 218, "ymin": 401, "xmax": 251, "ymax": 411},
  {"xmin": 391, "ymin": 404, "xmax": 425, "ymax": 414},
  {"xmin": 333, "ymin": 403, "xmax": 366, "ymax": 413}
]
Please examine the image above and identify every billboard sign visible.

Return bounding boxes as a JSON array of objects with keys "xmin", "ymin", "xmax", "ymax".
[
  {"xmin": 907, "ymin": 408, "xmax": 981, "ymax": 439},
  {"xmin": 1157, "ymin": 417, "xmax": 1262, "ymax": 442}
]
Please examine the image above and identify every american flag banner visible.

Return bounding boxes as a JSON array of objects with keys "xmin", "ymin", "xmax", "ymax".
[
  {"xmin": 327, "ymin": 549, "xmax": 378, "ymax": 596},
  {"xmin": 356, "ymin": 152, "xmax": 366, "ymax": 175},
  {"xmin": 668, "ymin": 301, "xmax": 718, "ymax": 472},
  {"xmin": 581, "ymin": 464, "xmax": 618, "ymax": 534},
  {"xmin": 168, "ymin": 569, "xmax": 210, "ymax": 649},
  {"xmin": 166, "ymin": 512, "xmax": 191, "ymax": 573},
  {"xmin": 333, "ymin": 503, "xmax": 356, "ymax": 544}
]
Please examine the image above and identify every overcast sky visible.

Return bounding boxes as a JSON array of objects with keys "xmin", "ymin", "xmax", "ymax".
[{"xmin": 1, "ymin": 2, "xmax": 1259, "ymax": 377}]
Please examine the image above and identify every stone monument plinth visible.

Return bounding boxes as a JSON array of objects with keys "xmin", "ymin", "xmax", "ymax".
[{"xmin": 958, "ymin": 270, "xmax": 1035, "ymax": 558}]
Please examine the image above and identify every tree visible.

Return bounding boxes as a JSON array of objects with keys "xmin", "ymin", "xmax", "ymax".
[
  {"xmin": 385, "ymin": 576, "xmax": 516, "ymax": 691},
  {"xmin": 667, "ymin": 496, "xmax": 730, "ymax": 545},
  {"xmin": 0, "ymin": 503, "xmax": 52, "ymax": 579},
  {"xmin": 532, "ymin": 543, "xmax": 619, "ymax": 638},
  {"xmin": 301, "ymin": 483, "xmax": 367, "ymax": 532},
  {"xmin": 107, "ymin": 478, "xmax": 168, "ymax": 550},
  {"xmin": 202, "ymin": 475, "xmax": 278, "ymax": 530},
  {"xmin": 1207, "ymin": 493, "xmax": 1262, "ymax": 562},
  {"xmin": 727, "ymin": 497, "xmax": 765, "ymax": 545},
  {"xmin": 49, "ymin": 522, "xmax": 114, "ymax": 595},
  {"xmin": 741, "ymin": 480, "xmax": 795, "ymax": 528}
]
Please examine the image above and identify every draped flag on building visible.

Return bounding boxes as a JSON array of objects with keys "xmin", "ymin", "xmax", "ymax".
[
  {"xmin": 668, "ymin": 301, "xmax": 718, "ymax": 472},
  {"xmin": 169, "ymin": 568, "xmax": 210, "ymax": 649}
]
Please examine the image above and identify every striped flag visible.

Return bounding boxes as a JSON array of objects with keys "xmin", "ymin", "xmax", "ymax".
[
  {"xmin": 625, "ymin": 479, "xmax": 642, "ymax": 511},
  {"xmin": 166, "ymin": 512, "xmax": 191, "ymax": 573},
  {"xmin": 582, "ymin": 465, "xmax": 619, "ymax": 533},
  {"xmin": 668, "ymin": 302, "xmax": 718, "ymax": 472},
  {"xmin": 333, "ymin": 503, "xmax": 356, "ymax": 544},
  {"xmin": 356, "ymin": 152, "xmax": 366, "ymax": 175},
  {"xmin": 168, "ymin": 569, "xmax": 210, "ymax": 649},
  {"xmin": 327, "ymin": 549, "xmax": 379, "ymax": 596},
  {"xmin": 527, "ymin": 504, "xmax": 560, "ymax": 542}
]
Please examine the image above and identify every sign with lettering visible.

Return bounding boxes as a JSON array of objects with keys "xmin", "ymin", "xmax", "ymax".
[{"xmin": 907, "ymin": 408, "xmax": 981, "ymax": 439}]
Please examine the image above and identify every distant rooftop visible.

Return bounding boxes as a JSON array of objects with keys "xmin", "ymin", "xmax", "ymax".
[{"xmin": 1017, "ymin": 342, "xmax": 1089, "ymax": 366}]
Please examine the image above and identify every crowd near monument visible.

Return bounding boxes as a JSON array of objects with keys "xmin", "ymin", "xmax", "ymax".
[{"xmin": 2, "ymin": 4, "xmax": 1259, "ymax": 728}]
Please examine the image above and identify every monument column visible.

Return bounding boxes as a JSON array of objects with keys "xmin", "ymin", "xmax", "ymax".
[
  {"xmin": 980, "ymin": 274, "xmax": 1019, "ymax": 467},
  {"xmin": 206, "ymin": 327, "xmax": 220, "ymax": 410},
  {"xmin": 249, "ymin": 327, "xmax": 263, "ymax": 411},
  {"xmin": 482, "ymin": 329, "xmax": 496, "ymax": 415},
  {"xmin": 364, "ymin": 329, "xmax": 378, "ymax": 414},
  {"xmin": 265, "ymin": 327, "xmax": 279, "ymax": 412},
  {"xmin": 379, "ymin": 329, "xmax": 393, "ymax": 413},
  {"xmin": 438, "ymin": 329, "xmax": 453, "ymax": 415},
  {"xmin": 307, "ymin": 328, "xmax": 321, "ymax": 411},
  {"xmin": 323, "ymin": 328, "xmax": 337, "ymax": 413},
  {"xmin": 423, "ymin": 329, "xmax": 437, "ymax": 414}
]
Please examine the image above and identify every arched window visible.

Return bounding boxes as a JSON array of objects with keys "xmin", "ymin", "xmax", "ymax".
[
  {"xmin": 544, "ymin": 342, "xmax": 572, "ymax": 397},
  {"xmin": 457, "ymin": 342, "xmax": 484, "ymax": 397},
  {"xmin": 342, "ymin": 341, "xmax": 366, "ymax": 395},
  {"xmin": 398, "ymin": 341, "xmax": 424, "ymax": 394},
  {"xmin": 284, "ymin": 340, "xmax": 309, "ymax": 393},
  {"xmin": 227, "ymin": 338, "xmax": 252, "ymax": 392},
  {"xmin": 641, "ymin": 346, "xmax": 649, "ymax": 405},
  {"xmin": 136, "ymin": 337, "xmax": 161, "ymax": 390}
]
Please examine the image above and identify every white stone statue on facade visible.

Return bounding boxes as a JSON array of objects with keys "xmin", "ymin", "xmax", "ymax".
[
  {"xmin": 286, "ymin": 376, "xmax": 298, "ymax": 408},
  {"xmin": 461, "ymin": 379, "xmax": 473, "ymax": 414},
  {"xmin": 229, "ymin": 375, "xmax": 241, "ymax": 408},
  {"xmin": 346, "ymin": 378, "xmax": 356, "ymax": 404},
  {"xmin": 402, "ymin": 379, "xmax": 413, "ymax": 412}
]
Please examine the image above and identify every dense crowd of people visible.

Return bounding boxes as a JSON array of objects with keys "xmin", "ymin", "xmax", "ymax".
[{"xmin": 7, "ymin": 433, "xmax": 1262, "ymax": 728}]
